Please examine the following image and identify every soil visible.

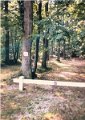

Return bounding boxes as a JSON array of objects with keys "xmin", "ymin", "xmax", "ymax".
[{"xmin": 1, "ymin": 58, "xmax": 85, "ymax": 120}]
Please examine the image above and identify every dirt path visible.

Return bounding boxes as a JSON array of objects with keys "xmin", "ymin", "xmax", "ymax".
[
  {"xmin": 1, "ymin": 58, "xmax": 85, "ymax": 120},
  {"xmin": 39, "ymin": 58, "xmax": 85, "ymax": 82}
]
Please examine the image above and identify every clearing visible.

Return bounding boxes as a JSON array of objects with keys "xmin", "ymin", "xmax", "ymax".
[{"xmin": 1, "ymin": 58, "xmax": 85, "ymax": 120}]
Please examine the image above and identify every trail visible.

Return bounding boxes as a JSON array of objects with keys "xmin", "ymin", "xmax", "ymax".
[{"xmin": 39, "ymin": 58, "xmax": 85, "ymax": 82}]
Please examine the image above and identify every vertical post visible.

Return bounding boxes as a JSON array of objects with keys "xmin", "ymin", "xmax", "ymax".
[{"xmin": 19, "ymin": 76, "xmax": 24, "ymax": 91}]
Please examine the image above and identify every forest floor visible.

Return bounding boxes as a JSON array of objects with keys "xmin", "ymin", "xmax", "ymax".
[{"xmin": 1, "ymin": 57, "xmax": 85, "ymax": 120}]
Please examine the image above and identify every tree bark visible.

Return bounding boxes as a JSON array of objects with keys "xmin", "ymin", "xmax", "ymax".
[
  {"xmin": 51, "ymin": 40, "xmax": 53, "ymax": 56},
  {"xmin": 57, "ymin": 40, "xmax": 60, "ymax": 61},
  {"xmin": 22, "ymin": 1, "xmax": 33, "ymax": 78},
  {"xmin": 34, "ymin": 1, "xmax": 42, "ymax": 73},
  {"xmin": 18, "ymin": 0, "xmax": 24, "ymax": 32},
  {"xmin": 63, "ymin": 39, "xmax": 66, "ymax": 59},
  {"xmin": 34, "ymin": 36, "xmax": 40, "ymax": 72},
  {"xmin": 1, "ymin": 1, "xmax": 4, "ymax": 10},
  {"xmin": 4, "ymin": 1, "xmax": 9, "ymax": 64},
  {"xmin": 42, "ymin": 2, "xmax": 49, "ymax": 68},
  {"xmin": 42, "ymin": 37, "xmax": 48, "ymax": 68}
]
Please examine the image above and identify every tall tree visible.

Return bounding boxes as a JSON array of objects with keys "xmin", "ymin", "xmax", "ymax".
[
  {"xmin": 57, "ymin": 39, "xmax": 60, "ymax": 61},
  {"xmin": 42, "ymin": 2, "xmax": 49, "ymax": 68},
  {"xmin": 34, "ymin": 1, "xmax": 42, "ymax": 73},
  {"xmin": 18, "ymin": 0, "xmax": 24, "ymax": 32},
  {"xmin": 22, "ymin": 1, "xmax": 33, "ymax": 78},
  {"xmin": 4, "ymin": 1, "xmax": 9, "ymax": 64},
  {"xmin": 63, "ymin": 39, "xmax": 66, "ymax": 59},
  {"xmin": 50, "ymin": 40, "xmax": 53, "ymax": 56}
]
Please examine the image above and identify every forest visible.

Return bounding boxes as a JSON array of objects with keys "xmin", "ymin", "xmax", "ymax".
[{"xmin": 1, "ymin": 0, "xmax": 85, "ymax": 120}]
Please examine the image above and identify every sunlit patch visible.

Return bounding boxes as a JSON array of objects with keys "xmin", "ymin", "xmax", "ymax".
[
  {"xmin": 43, "ymin": 113, "xmax": 55, "ymax": 120},
  {"xmin": 56, "ymin": 72, "xmax": 78, "ymax": 81},
  {"xmin": 0, "ymin": 82, "xmax": 8, "ymax": 94},
  {"xmin": 50, "ymin": 60, "xmax": 71, "ymax": 67},
  {"xmin": 0, "ymin": 82, "xmax": 7, "ymax": 87},
  {"xmin": 43, "ymin": 112, "xmax": 63, "ymax": 120},
  {"xmin": 80, "ymin": 74, "xmax": 85, "ymax": 78},
  {"xmin": 54, "ymin": 92, "xmax": 62, "ymax": 97},
  {"xmin": 0, "ymin": 89, "xmax": 5, "ymax": 94},
  {"xmin": 1, "ymin": 65, "xmax": 20, "ymax": 81},
  {"xmin": 54, "ymin": 94, "xmax": 66, "ymax": 101},
  {"xmin": 60, "ymin": 72, "xmax": 77, "ymax": 76},
  {"xmin": 10, "ymin": 102, "xmax": 18, "ymax": 109},
  {"xmin": 58, "ymin": 74, "xmax": 68, "ymax": 79}
]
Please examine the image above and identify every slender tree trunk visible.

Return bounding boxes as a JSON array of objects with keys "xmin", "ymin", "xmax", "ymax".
[
  {"xmin": 63, "ymin": 39, "xmax": 66, "ymax": 59},
  {"xmin": 54, "ymin": 39, "xmax": 57, "ymax": 56},
  {"xmin": 18, "ymin": 1, "xmax": 24, "ymax": 32},
  {"xmin": 42, "ymin": 39, "xmax": 47, "ymax": 68},
  {"xmin": 57, "ymin": 40, "xmax": 60, "ymax": 61},
  {"xmin": 68, "ymin": 38, "xmax": 71, "ymax": 58},
  {"xmin": 45, "ymin": 2, "xmax": 49, "ymax": 60},
  {"xmin": 47, "ymin": 38, "xmax": 49, "ymax": 60},
  {"xmin": 1, "ymin": 1, "xmax": 4, "ymax": 10},
  {"xmin": 22, "ymin": 1, "xmax": 33, "ymax": 78},
  {"xmin": 34, "ymin": 36, "xmax": 40, "ymax": 72},
  {"xmin": 34, "ymin": 1, "xmax": 42, "ymax": 73},
  {"xmin": 55, "ymin": 40, "xmax": 57, "ymax": 56},
  {"xmin": 51, "ymin": 40, "xmax": 53, "ymax": 56},
  {"xmin": 4, "ymin": 1, "xmax": 9, "ymax": 64},
  {"xmin": 42, "ymin": 2, "xmax": 49, "ymax": 68},
  {"xmin": 42, "ymin": 37, "xmax": 48, "ymax": 68}
]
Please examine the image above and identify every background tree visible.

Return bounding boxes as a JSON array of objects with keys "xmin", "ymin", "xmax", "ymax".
[
  {"xmin": 34, "ymin": 1, "xmax": 42, "ymax": 73},
  {"xmin": 4, "ymin": 1, "xmax": 9, "ymax": 64},
  {"xmin": 18, "ymin": 0, "xmax": 24, "ymax": 32},
  {"xmin": 42, "ymin": 2, "xmax": 49, "ymax": 69}
]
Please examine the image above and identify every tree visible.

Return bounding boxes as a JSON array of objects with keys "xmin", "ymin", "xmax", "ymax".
[
  {"xmin": 18, "ymin": 0, "xmax": 24, "ymax": 32},
  {"xmin": 63, "ymin": 38, "xmax": 66, "ymax": 59},
  {"xmin": 50, "ymin": 40, "xmax": 54, "ymax": 56},
  {"xmin": 42, "ymin": 2, "xmax": 49, "ymax": 69},
  {"xmin": 4, "ymin": 1, "xmax": 9, "ymax": 64},
  {"xmin": 34, "ymin": 1, "xmax": 42, "ymax": 73},
  {"xmin": 57, "ymin": 39, "xmax": 60, "ymax": 61},
  {"xmin": 22, "ymin": 1, "xmax": 33, "ymax": 78}
]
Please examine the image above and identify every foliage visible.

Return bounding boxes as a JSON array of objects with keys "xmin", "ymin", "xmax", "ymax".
[{"xmin": 1, "ymin": 0, "xmax": 23, "ymax": 63}]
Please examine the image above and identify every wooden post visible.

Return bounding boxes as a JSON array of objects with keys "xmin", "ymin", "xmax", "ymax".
[{"xmin": 19, "ymin": 76, "xmax": 24, "ymax": 91}]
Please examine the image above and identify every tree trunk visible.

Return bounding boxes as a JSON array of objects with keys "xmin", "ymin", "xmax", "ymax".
[
  {"xmin": 63, "ymin": 39, "xmax": 66, "ymax": 59},
  {"xmin": 68, "ymin": 38, "xmax": 71, "ymax": 58},
  {"xmin": 34, "ymin": 36, "xmax": 40, "ymax": 72},
  {"xmin": 34, "ymin": 1, "xmax": 42, "ymax": 73},
  {"xmin": 45, "ymin": 2, "xmax": 49, "ymax": 60},
  {"xmin": 1, "ymin": 1, "xmax": 4, "ymax": 10},
  {"xmin": 4, "ymin": 1, "xmax": 9, "ymax": 64},
  {"xmin": 51, "ymin": 40, "xmax": 53, "ymax": 56},
  {"xmin": 38, "ymin": 1, "xmax": 42, "ymax": 32},
  {"xmin": 45, "ymin": 2, "xmax": 48, "ymax": 17},
  {"xmin": 22, "ymin": 1, "xmax": 33, "ymax": 78},
  {"xmin": 18, "ymin": 1, "xmax": 24, "ymax": 32},
  {"xmin": 47, "ymin": 38, "xmax": 49, "ymax": 60},
  {"xmin": 42, "ymin": 2, "xmax": 49, "ymax": 68},
  {"xmin": 57, "ymin": 40, "xmax": 60, "ymax": 61},
  {"xmin": 42, "ymin": 37, "xmax": 48, "ymax": 68}
]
